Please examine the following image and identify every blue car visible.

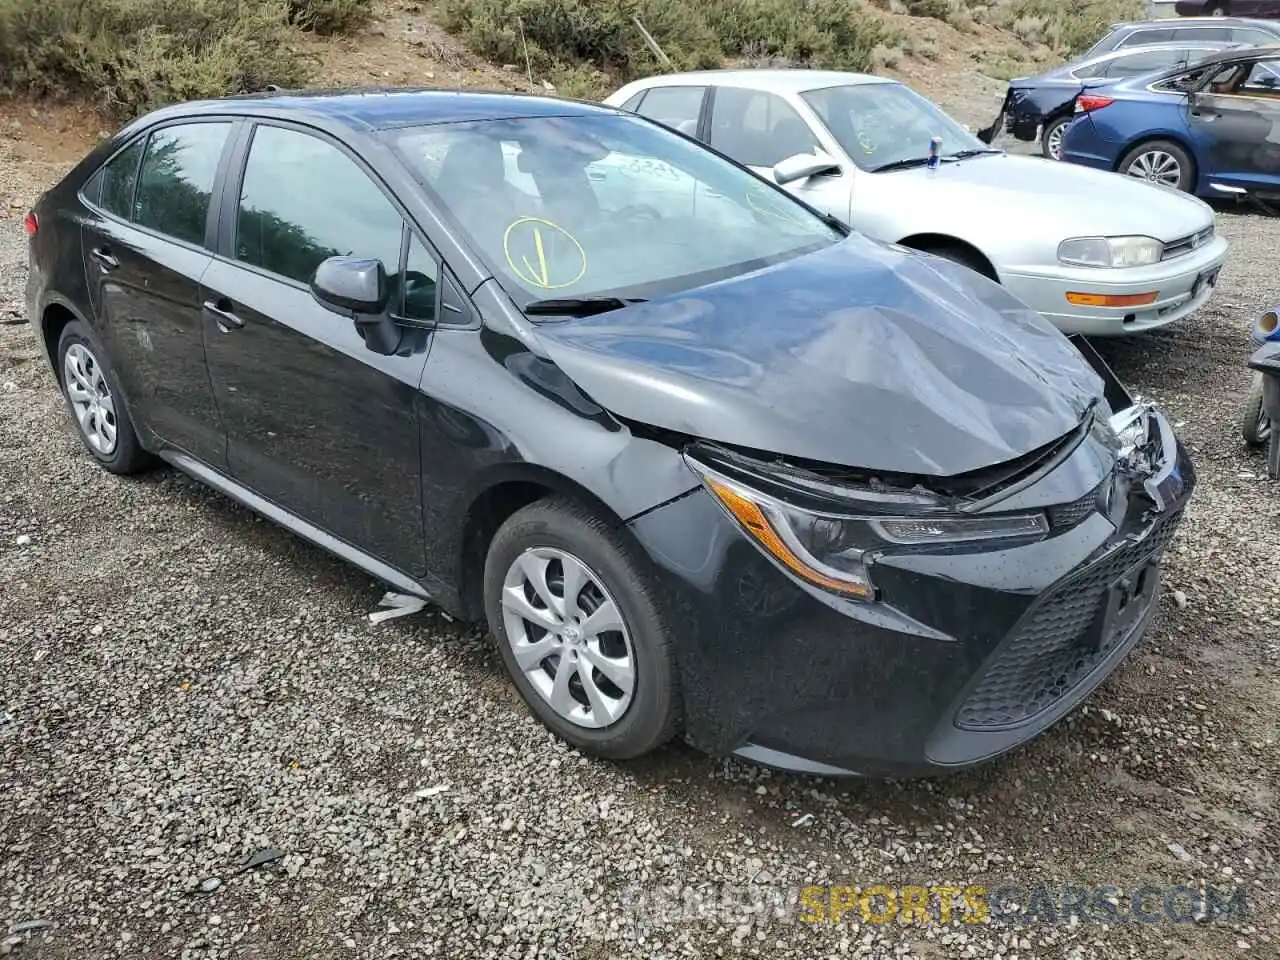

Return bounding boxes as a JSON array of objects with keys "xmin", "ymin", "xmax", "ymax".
[{"xmin": 1061, "ymin": 44, "xmax": 1280, "ymax": 198}]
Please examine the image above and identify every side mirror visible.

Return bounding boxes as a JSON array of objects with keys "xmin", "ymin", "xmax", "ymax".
[
  {"xmin": 310, "ymin": 256, "xmax": 389, "ymax": 315},
  {"xmin": 772, "ymin": 149, "xmax": 841, "ymax": 185}
]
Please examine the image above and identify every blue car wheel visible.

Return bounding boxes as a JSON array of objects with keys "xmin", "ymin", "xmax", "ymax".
[{"xmin": 1118, "ymin": 139, "xmax": 1194, "ymax": 192}]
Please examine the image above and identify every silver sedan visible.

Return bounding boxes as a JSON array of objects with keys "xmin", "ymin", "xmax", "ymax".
[{"xmin": 604, "ymin": 69, "xmax": 1228, "ymax": 336}]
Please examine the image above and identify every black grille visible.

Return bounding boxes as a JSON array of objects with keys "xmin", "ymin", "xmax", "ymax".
[
  {"xmin": 1047, "ymin": 483, "xmax": 1102, "ymax": 530},
  {"xmin": 955, "ymin": 511, "xmax": 1182, "ymax": 731},
  {"xmin": 1161, "ymin": 225, "xmax": 1214, "ymax": 261}
]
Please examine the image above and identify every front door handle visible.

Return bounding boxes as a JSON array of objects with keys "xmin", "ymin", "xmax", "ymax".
[
  {"xmin": 203, "ymin": 298, "xmax": 245, "ymax": 332},
  {"xmin": 90, "ymin": 246, "xmax": 119, "ymax": 271}
]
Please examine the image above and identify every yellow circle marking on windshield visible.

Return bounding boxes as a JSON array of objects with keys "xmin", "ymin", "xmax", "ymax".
[{"xmin": 503, "ymin": 217, "xmax": 586, "ymax": 290}]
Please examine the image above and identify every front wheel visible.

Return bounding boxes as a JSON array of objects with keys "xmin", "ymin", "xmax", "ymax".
[
  {"xmin": 1119, "ymin": 139, "xmax": 1195, "ymax": 192},
  {"xmin": 483, "ymin": 496, "xmax": 681, "ymax": 760},
  {"xmin": 1041, "ymin": 115, "xmax": 1071, "ymax": 160}
]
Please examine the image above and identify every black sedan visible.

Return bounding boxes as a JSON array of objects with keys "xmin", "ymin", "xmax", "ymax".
[{"xmin": 24, "ymin": 88, "xmax": 1195, "ymax": 777}]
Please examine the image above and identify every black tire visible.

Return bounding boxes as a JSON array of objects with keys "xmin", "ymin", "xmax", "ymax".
[
  {"xmin": 1207, "ymin": 2, "xmax": 1229, "ymax": 15},
  {"xmin": 483, "ymin": 495, "xmax": 681, "ymax": 760},
  {"xmin": 1268, "ymin": 429, "xmax": 1280, "ymax": 480},
  {"xmin": 1240, "ymin": 372, "xmax": 1271, "ymax": 448},
  {"xmin": 1118, "ymin": 139, "xmax": 1195, "ymax": 193},
  {"xmin": 56, "ymin": 320, "xmax": 155, "ymax": 475},
  {"xmin": 1041, "ymin": 115, "xmax": 1071, "ymax": 160}
]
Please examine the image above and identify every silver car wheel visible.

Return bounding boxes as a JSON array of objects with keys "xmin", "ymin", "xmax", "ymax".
[
  {"xmin": 63, "ymin": 342, "xmax": 118, "ymax": 456},
  {"xmin": 1045, "ymin": 122, "xmax": 1066, "ymax": 160},
  {"xmin": 1126, "ymin": 149, "xmax": 1182, "ymax": 187},
  {"xmin": 500, "ymin": 546, "xmax": 636, "ymax": 729}
]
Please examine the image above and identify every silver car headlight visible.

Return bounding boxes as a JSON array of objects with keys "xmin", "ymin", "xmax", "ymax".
[
  {"xmin": 1058, "ymin": 236, "xmax": 1163, "ymax": 268},
  {"xmin": 685, "ymin": 456, "xmax": 1049, "ymax": 601}
]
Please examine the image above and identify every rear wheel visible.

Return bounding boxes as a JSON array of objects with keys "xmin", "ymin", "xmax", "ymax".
[
  {"xmin": 1119, "ymin": 139, "xmax": 1194, "ymax": 192},
  {"xmin": 56, "ymin": 321, "xmax": 155, "ymax": 475},
  {"xmin": 483, "ymin": 496, "xmax": 681, "ymax": 760},
  {"xmin": 1041, "ymin": 115, "xmax": 1071, "ymax": 160},
  {"xmin": 1240, "ymin": 372, "xmax": 1271, "ymax": 448},
  {"xmin": 1207, "ymin": 2, "xmax": 1229, "ymax": 15}
]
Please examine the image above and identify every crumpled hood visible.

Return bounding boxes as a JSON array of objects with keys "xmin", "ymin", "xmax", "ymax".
[
  {"xmin": 530, "ymin": 235, "xmax": 1105, "ymax": 476},
  {"xmin": 882, "ymin": 152, "xmax": 1213, "ymax": 242}
]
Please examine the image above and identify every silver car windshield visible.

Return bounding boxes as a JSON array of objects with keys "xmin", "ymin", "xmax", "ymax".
[
  {"xmin": 802, "ymin": 83, "xmax": 992, "ymax": 173},
  {"xmin": 390, "ymin": 114, "xmax": 841, "ymax": 307}
]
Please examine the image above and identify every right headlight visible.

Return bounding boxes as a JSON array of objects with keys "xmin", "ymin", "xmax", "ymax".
[
  {"xmin": 686, "ymin": 456, "xmax": 1050, "ymax": 602},
  {"xmin": 1058, "ymin": 236, "xmax": 1163, "ymax": 268}
]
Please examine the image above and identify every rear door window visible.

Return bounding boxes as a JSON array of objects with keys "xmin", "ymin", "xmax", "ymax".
[
  {"xmin": 1231, "ymin": 27, "xmax": 1280, "ymax": 44},
  {"xmin": 1118, "ymin": 28, "xmax": 1175, "ymax": 47},
  {"xmin": 635, "ymin": 86, "xmax": 707, "ymax": 136},
  {"xmin": 1099, "ymin": 48, "xmax": 1197, "ymax": 78},
  {"xmin": 132, "ymin": 122, "xmax": 232, "ymax": 246},
  {"xmin": 96, "ymin": 139, "xmax": 145, "ymax": 220},
  {"xmin": 1173, "ymin": 26, "xmax": 1234, "ymax": 42}
]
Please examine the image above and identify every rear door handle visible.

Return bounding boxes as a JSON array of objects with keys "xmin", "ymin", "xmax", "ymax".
[
  {"xmin": 90, "ymin": 247, "xmax": 119, "ymax": 271},
  {"xmin": 203, "ymin": 298, "xmax": 245, "ymax": 332}
]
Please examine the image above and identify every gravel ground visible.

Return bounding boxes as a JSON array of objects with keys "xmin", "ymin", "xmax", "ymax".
[{"xmin": 2, "ymin": 193, "xmax": 1279, "ymax": 960}]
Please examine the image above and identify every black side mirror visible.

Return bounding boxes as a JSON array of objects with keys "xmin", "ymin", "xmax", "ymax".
[
  {"xmin": 311, "ymin": 256, "xmax": 406, "ymax": 354},
  {"xmin": 310, "ymin": 256, "xmax": 389, "ymax": 315}
]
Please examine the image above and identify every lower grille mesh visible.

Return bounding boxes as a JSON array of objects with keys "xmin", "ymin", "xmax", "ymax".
[{"xmin": 955, "ymin": 511, "xmax": 1182, "ymax": 730}]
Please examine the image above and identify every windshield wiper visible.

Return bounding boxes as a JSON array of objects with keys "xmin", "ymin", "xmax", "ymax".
[
  {"xmin": 869, "ymin": 155, "xmax": 956, "ymax": 173},
  {"xmin": 524, "ymin": 296, "xmax": 648, "ymax": 317},
  {"xmin": 944, "ymin": 148, "xmax": 1002, "ymax": 160}
]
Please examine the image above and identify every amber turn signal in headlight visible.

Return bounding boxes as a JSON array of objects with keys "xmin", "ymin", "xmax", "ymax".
[{"xmin": 704, "ymin": 477, "xmax": 875, "ymax": 600}]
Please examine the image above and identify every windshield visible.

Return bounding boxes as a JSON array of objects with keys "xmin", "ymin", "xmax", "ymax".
[
  {"xmin": 389, "ymin": 114, "xmax": 842, "ymax": 310},
  {"xmin": 801, "ymin": 82, "xmax": 990, "ymax": 173}
]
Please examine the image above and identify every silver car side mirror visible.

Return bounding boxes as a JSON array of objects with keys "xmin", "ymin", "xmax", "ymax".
[{"xmin": 773, "ymin": 149, "xmax": 841, "ymax": 185}]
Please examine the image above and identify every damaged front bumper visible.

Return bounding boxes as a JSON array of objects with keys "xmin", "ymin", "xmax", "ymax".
[{"xmin": 628, "ymin": 402, "xmax": 1194, "ymax": 777}]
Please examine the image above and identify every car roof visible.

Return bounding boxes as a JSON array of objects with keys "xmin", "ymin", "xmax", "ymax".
[
  {"xmin": 621, "ymin": 69, "xmax": 894, "ymax": 94},
  {"xmin": 1080, "ymin": 39, "xmax": 1240, "ymax": 64},
  {"xmin": 128, "ymin": 86, "xmax": 618, "ymax": 133},
  {"xmin": 1112, "ymin": 15, "xmax": 1280, "ymax": 30}
]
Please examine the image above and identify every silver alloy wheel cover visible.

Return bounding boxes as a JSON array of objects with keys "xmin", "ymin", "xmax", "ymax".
[
  {"xmin": 1046, "ymin": 122, "xmax": 1066, "ymax": 160},
  {"xmin": 500, "ymin": 546, "xmax": 637, "ymax": 729},
  {"xmin": 1126, "ymin": 149, "xmax": 1182, "ymax": 187},
  {"xmin": 63, "ymin": 342, "xmax": 118, "ymax": 456}
]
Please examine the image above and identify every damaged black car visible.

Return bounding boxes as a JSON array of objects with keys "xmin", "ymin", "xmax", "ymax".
[
  {"xmin": 979, "ymin": 41, "xmax": 1237, "ymax": 158},
  {"xmin": 25, "ymin": 88, "xmax": 1195, "ymax": 777}
]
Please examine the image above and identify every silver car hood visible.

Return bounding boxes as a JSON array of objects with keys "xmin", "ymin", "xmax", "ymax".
[{"xmin": 880, "ymin": 153, "xmax": 1213, "ymax": 243}]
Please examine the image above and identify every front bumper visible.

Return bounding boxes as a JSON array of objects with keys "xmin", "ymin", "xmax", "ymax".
[
  {"xmin": 629, "ymin": 405, "xmax": 1195, "ymax": 777},
  {"xmin": 1000, "ymin": 234, "xmax": 1228, "ymax": 336}
]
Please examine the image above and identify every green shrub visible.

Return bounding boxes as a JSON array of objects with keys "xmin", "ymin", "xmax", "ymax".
[
  {"xmin": 904, "ymin": 0, "xmax": 952, "ymax": 19},
  {"xmin": 440, "ymin": 0, "xmax": 721, "ymax": 77},
  {"xmin": 711, "ymin": 0, "xmax": 896, "ymax": 72},
  {"xmin": 441, "ymin": 0, "xmax": 897, "ymax": 83},
  {"xmin": 288, "ymin": 0, "xmax": 374, "ymax": 34},
  {"xmin": 987, "ymin": 0, "xmax": 1144, "ymax": 55},
  {"xmin": 0, "ymin": 0, "xmax": 375, "ymax": 117}
]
